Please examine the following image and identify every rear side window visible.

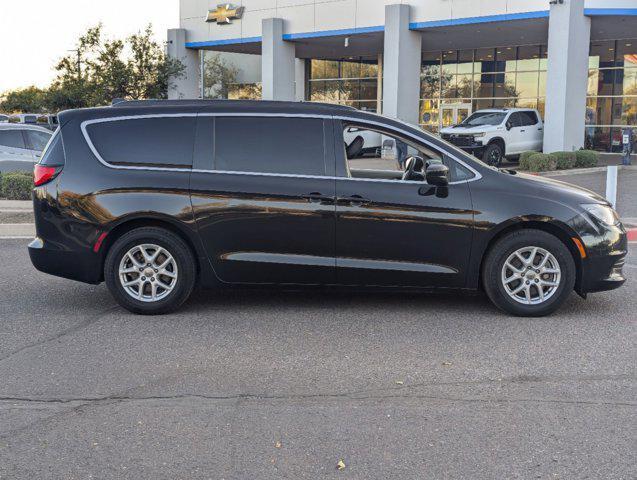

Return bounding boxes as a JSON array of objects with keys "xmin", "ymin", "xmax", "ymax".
[
  {"xmin": 38, "ymin": 130, "xmax": 65, "ymax": 166},
  {"xmin": 518, "ymin": 111, "xmax": 539, "ymax": 126},
  {"xmin": 86, "ymin": 117, "xmax": 196, "ymax": 167},
  {"xmin": 25, "ymin": 130, "xmax": 52, "ymax": 151},
  {"xmin": 214, "ymin": 117, "xmax": 325, "ymax": 176},
  {"xmin": 0, "ymin": 129, "xmax": 26, "ymax": 149}
]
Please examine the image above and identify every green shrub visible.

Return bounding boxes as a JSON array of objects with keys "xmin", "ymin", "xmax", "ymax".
[
  {"xmin": 1, "ymin": 171, "xmax": 33, "ymax": 200},
  {"xmin": 519, "ymin": 151, "xmax": 537, "ymax": 166},
  {"xmin": 520, "ymin": 153, "xmax": 557, "ymax": 172},
  {"xmin": 552, "ymin": 151, "xmax": 577, "ymax": 170},
  {"xmin": 575, "ymin": 149, "xmax": 599, "ymax": 168}
]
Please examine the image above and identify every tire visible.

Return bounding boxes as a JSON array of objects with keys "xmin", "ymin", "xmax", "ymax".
[
  {"xmin": 482, "ymin": 229, "xmax": 576, "ymax": 317},
  {"xmin": 483, "ymin": 143, "xmax": 503, "ymax": 167},
  {"xmin": 104, "ymin": 227, "xmax": 196, "ymax": 315}
]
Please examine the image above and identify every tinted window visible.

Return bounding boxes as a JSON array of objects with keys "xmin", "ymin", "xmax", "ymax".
[
  {"xmin": 25, "ymin": 130, "xmax": 52, "ymax": 151},
  {"xmin": 518, "ymin": 110, "xmax": 539, "ymax": 126},
  {"xmin": 508, "ymin": 113, "xmax": 522, "ymax": 127},
  {"xmin": 86, "ymin": 117, "xmax": 196, "ymax": 167},
  {"xmin": 0, "ymin": 129, "xmax": 26, "ymax": 149},
  {"xmin": 214, "ymin": 117, "xmax": 325, "ymax": 175},
  {"xmin": 461, "ymin": 112, "xmax": 506, "ymax": 126},
  {"xmin": 38, "ymin": 131, "xmax": 65, "ymax": 166}
]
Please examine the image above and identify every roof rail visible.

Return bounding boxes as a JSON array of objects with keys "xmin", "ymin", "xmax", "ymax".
[{"xmin": 112, "ymin": 98, "xmax": 358, "ymax": 111}]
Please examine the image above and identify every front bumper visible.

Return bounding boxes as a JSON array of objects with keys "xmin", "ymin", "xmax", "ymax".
[
  {"xmin": 577, "ymin": 223, "xmax": 628, "ymax": 294},
  {"xmin": 441, "ymin": 136, "xmax": 484, "ymax": 156}
]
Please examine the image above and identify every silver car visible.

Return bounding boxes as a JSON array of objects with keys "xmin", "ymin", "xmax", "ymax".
[{"xmin": 0, "ymin": 123, "xmax": 53, "ymax": 172}]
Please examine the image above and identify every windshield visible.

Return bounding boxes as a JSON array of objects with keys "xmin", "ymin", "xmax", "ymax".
[{"xmin": 461, "ymin": 112, "xmax": 506, "ymax": 126}]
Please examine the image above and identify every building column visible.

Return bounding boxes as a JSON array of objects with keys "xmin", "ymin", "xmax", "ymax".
[
  {"xmin": 382, "ymin": 4, "xmax": 421, "ymax": 124},
  {"xmin": 166, "ymin": 29, "xmax": 200, "ymax": 100},
  {"xmin": 262, "ymin": 18, "xmax": 296, "ymax": 101},
  {"xmin": 543, "ymin": 0, "xmax": 591, "ymax": 152},
  {"xmin": 294, "ymin": 59, "xmax": 306, "ymax": 102}
]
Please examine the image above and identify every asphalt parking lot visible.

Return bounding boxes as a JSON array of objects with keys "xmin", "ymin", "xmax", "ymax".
[{"xmin": 0, "ymin": 238, "xmax": 635, "ymax": 479}]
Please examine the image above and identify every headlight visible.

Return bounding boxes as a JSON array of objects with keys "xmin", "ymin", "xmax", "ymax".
[
  {"xmin": 473, "ymin": 132, "xmax": 486, "ymax": 138},
  {"xmin": 582, "ymin": 204, "xmax": 619, "ymax": 226}
]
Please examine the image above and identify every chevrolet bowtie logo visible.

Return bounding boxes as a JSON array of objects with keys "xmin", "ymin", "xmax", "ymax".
[{"xmin": 206, "ymin": 4, "xmax": 245, "ymax": 24}]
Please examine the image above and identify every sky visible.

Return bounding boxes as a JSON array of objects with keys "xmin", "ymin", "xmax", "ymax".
[{"xmin": 0, "ymin": 0, "xmax": 179, "ymax": 93}]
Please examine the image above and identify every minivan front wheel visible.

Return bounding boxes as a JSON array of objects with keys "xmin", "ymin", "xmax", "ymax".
[
  {"xmin": 105, "ymin": 227, "xmax": 196, "ymax": 314},
  {"xmin": 482, "ymin": 229, "xmax": 576, "ymax": 316}
]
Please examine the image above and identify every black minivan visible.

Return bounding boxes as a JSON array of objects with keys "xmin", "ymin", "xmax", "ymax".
[{"xmin": 29, "ymin": 100, "xmax": 627, "ymax": 316}]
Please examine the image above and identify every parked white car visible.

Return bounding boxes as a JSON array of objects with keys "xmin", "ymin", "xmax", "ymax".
[
  {"xmin": 440, "ymin": 108, "xmax": 543, "ymax": 166},
  {"xmin": 0, "ymin": 123, "xmax": 53, "ymax": 172}
]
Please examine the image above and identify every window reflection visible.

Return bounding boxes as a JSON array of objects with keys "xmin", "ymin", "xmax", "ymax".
[
  {"xmin": 418, "ymin": 40, "xmax": 636, "ymax": 151},
  {"xmin": 308, "ymin": 58, "xmax": 378, "ymax": 112}
]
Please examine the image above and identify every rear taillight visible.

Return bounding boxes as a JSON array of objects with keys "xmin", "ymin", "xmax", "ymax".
[{"xmin": 34, "ymin": 164, "xmax": 61, "ymax": 186}]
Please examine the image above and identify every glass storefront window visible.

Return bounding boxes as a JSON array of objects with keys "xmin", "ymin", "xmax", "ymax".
[
  {"xmin": 590, "ymin": 40, "xmax": 617, "ymax": 68},
  {"xmin": 515, "ymin": 71, "xmax": 540, "ymax": 98},
  {"xmin": 442, "ymin": 51, "xmax": 458, "ymax": 75},
  {"xmin": 616, "ymin": 97, "xmax": 637, "ymax": 125},
  {"xmin": 308, "ymin": 58, "xmax": 379, "ymax": 111},
  {"xmin": 457, "ymin": 50, "xmax": 474, "ymax": 74},
  {"xmin": 497, "ymin": 47, "xmax": 517, "ymax": 72},
  {"xmin": 421, "ymin": 51, "xmax": 440, "ymax": 76},
  {"xmin": 620, "ymin": 68, "xmax": 637, "ymax": 96},
  {"xmin": 414, "ymin": 40, "xmax": 634, "ymax": 151},
  {"xmin": 517, "ymin": 45, "xmax": 541, "ymax": 72},
  {"xmin": 421, "ymin": 76, "xmax": 440, "ymax": 99},
  {"xmin": 475, "ymin": 48, "xmax": 496, "ymax": 73}
]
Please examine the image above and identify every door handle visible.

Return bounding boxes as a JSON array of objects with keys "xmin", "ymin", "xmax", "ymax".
[
  {"xmin": 520, "ymin": 129, "xmax": 526, "ymax": 132},
  {"xmin": 538, "ymin": 128, "xmax": 543, "ymax": 131},
  {"xmin": 301, "ymin": 192, "xmax": 333, "ymax": 204},
  {"xmin": 337, "ymin": 194, "xmax": 371, "ymax": 207}
]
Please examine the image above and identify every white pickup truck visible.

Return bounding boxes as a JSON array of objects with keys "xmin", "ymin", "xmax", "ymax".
[{"xmin": 440, "ymin": 108, "xmax": 543, "ymax": 166}]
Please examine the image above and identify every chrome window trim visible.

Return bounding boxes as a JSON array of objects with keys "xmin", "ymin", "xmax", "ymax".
[{"xmin": 80, "ymin": 112, "xmax": 484, "ymax": 185}]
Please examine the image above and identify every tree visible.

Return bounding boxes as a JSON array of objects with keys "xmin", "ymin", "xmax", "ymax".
[
  {"xmin": 0, "ymin": 86, "xmax": 48, "ymax": 113},
  {"xmin": 203, "ymin": 53, "xmax": 239, "ymax": 99},
  {"xmin": 52, "ymin": 24, "xmax": 184, "ymax": 108},
  {"xmin": 1, "ymin": 24, "xmax": 185, "ymax": 113}
]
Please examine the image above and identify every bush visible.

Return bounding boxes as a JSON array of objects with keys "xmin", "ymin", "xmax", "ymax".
[
  {"xmin": 575, "ymin": 149, "xmax": 599, "ymax": 168},
  {"xmin": 0, "ymin": 171, "xmax": 33, "ymax": 200},
  {"xmin": 519, "ymin": 153, "xmax": 557, "ymax": 172},
  {"xmin": 553, "ymin": 151, "xmax": 577, "ymax": 170},
  {"xmin": 519, "ymin": 151, "xmax": 537, "ymax": 166}
]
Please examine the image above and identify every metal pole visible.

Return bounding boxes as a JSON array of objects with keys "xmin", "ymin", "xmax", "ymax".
[{"xmin": 605, "ymin": 165, "xmax": 618, "ymax": 209}]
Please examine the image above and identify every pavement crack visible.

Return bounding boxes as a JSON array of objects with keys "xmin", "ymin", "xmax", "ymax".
[
  {"xmin": 0, "ymin": 390, "xmax": 634, "ymax": 409},
  {"xmin": 0, "ymin": 305, "xmax": 118, "ymax": 363}
]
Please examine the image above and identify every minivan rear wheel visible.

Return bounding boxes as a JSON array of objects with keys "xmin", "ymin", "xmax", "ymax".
[
  {"xmin": 104, "ymin": 227, "xmax": 196, "ymax": 314},
  {"xmin": 482, "ymin": 229, "xmax": 576, "ymax": 317}
]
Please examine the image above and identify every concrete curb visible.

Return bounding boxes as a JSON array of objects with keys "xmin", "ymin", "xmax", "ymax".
[
  {"xmin": 0, "ymin": 223, "xmax": 35, "ymax": 237},
  {"xmin": 0, "ymin": 200, "xmax": 32, "ymax": 210},
  {"xmin": 538, "ymin": 165, "xmax": 637, "ymax": 177}
]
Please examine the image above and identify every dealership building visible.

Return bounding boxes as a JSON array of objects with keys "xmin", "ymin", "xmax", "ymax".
[{"xmin": 167, "ymin": 0, "xmax": 637, "ymax": 153}]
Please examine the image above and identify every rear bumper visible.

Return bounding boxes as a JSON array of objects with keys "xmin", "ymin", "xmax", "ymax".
[{"xmin": 28, "ymin": 237, "xmax": 102, "ymax": 284}]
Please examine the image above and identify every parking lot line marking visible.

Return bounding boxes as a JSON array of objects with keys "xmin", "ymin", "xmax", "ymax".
[{"xmin": 0, "ymin": 236, "xmax": 32, "ymax": 240}]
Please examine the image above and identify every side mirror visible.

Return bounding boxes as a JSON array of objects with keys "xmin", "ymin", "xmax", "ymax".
[
  {"xmin": 426, "ymin": 163, "xmax": 449, "ymax": 186},
  {"xmin": 505, "ymin": 121, "xmax": 512, "ymax": 131}
]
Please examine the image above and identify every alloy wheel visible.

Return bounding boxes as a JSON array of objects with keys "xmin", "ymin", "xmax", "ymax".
[
  {"xmin": 118, "ymin": 244, "xmax": 178, "ymax": 302},
  {"xmin": 500, "ymin": 246, "xmax": 561, "ymax": 305}
]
